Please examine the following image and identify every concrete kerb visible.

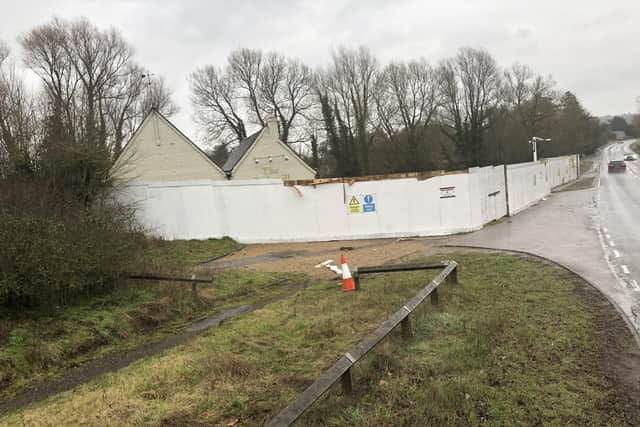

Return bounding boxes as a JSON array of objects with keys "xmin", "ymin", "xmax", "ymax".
[{"xmin": 440, "ymin": 244, "xmax": 640, "ymax": 351}]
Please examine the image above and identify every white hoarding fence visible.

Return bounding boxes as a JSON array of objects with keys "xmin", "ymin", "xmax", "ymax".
[{"xmin": 122, "ymin": 155, "xmax": 578, "ymax": 243}]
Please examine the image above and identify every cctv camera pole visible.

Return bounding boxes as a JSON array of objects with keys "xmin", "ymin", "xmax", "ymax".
[
  {"xmin": 531, "ymin": 138, "xmax": 538, "ymax": 162},
  {"xmin": 529, "ymin": 137, "xmax": 551, "ymax": 162}
]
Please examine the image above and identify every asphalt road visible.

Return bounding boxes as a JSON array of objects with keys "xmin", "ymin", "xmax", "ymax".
[{"xmin": 597, "ymin": 140, "xmax": 640, "ymax": 296}]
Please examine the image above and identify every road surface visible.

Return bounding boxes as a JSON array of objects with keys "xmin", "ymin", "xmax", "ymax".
[{"xmin": 597, "ymin": 140, "xmax": 640, "ymax": 298}]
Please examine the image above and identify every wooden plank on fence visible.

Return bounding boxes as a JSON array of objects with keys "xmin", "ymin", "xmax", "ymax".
[
  {"xmin": 128, "ymin": 273, "xmax": 212, "ymax": 283},
  {"xmin": 356, "ymin": 262, "xmax": 450, "ymax": 275},
  {"xmin": 265, "ymin": 356, "xmax": 353, "ymax": 427}
]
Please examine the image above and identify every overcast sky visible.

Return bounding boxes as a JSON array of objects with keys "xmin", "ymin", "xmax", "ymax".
[{"xmin": 1, "ymin": 0, "xmax": 639, "ymax": 143}]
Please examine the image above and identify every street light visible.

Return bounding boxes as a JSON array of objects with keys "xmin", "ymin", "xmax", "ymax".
[{"xmin": 528, "ymin": 136, "xmax": 551, "ymax": 162}]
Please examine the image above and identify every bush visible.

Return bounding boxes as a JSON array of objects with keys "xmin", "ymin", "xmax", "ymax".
[{"xmin": 0, "ymin": 179, "xmax": 142, "ymax": 308}]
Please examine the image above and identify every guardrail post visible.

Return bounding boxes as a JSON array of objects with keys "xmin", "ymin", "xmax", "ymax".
[
  {"xmin": 341, "ymin": 368, "xmax": 353, "ymax": 395},
  {"xmin": 401, "ymin": 315, "xmax": 412, "ymax": 339},
  {"xmin": 446, "ymin": 265, "xmax": 458, "ymax": 285},
  {"xmin": 191, "ymin": 274, "xmax": 197, "ymax": 295}
]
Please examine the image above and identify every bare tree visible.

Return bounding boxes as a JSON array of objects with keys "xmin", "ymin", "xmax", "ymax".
[
  {"xmin": 0, "ymin": 42, "xmax": 8, "ymax": 65},
  {"xmin": 191, "ymin": 48, "xmax": 316, "ymax": 151},
  {"xmin": 374, "ymin": 59, "xmax": 440, "ymax": 170},
  {"xmin": 258, "ymin": 53, "xmax": 315, "ymax": 144},
  {"xmin": 0, "ymin": 43, "xmax": 39, "ymax": 178},
  {"xmin": 318, "ymin": 46, "xmax": 379, "ymax": 175},
  {"xmin": 190, "ymin": 65, "xmax": 248, "ymax": 145},
  {"xmin": 504, "ymin": 63, "xmax": 556, "ymax": 137},
  {"xmin": 106, "ymin": 67, "xmax": 177, "ymax": 157},
  {"xmin": 229, "ymin": 48, "xmax": 264, "ymax": 127},
  {"xmin": 20, "ymin": 17, "xmax": 176, "ymax": 160},
  {"xmin": 438, "ymin": 47, "xmax": 501, "ymax": 166},
  {"xmin": 20, "ymin": 18, "xmax": 78, "ymax": 144}
]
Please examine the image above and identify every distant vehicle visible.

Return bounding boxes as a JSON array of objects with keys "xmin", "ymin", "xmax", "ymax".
[
  {"xmin": 624, "ymin": 154, "xmax": 636, "ymax": 161},
  {"xmin": 608, "ymin": 160, "xmax": 627, "ymax": 173}
]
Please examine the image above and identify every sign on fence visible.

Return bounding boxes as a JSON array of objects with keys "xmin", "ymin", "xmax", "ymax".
[
  {"xmin": 439, "ymin": 186, "xmax": 456, "ymax": 199},
  {"xmin": 347, "ymin": 194, "xmax": 376, "ymax": 214}
]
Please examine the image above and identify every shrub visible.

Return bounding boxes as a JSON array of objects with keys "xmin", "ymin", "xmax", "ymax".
[{"xmin": 0, "ymin": 179, "xmax": 142, "ymax": 308}]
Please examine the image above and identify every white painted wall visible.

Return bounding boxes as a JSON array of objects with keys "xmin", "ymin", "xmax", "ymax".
[
  {"xmin": 469, "ymin": 166, "xmax": 508, "ymax": 225},
  {"xmin": 122, "ymin": 155, "xmax": 577, "ymax": 243},
  {"xmin": 506, "ymin": 155, "xmax": 578, "ymax": 216},
  {"xmin": 545, "ymin": 155, "xmax": 579, "ymax": 189}
]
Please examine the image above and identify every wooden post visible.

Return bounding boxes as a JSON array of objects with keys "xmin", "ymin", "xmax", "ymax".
[
  {"xmin": 341, "ymin": 368, "xmax": 353, "ymax": 395},
  {"xmin": 401, "ymin": 315, "xmax": 412, "ymax": 339},
  {"xmin": 430, "ymin": 288, "xmax": 439, "ymax": 305},
  {"xmin": 353, "ymin": 270, "xmax": 360, "ymax": 290},
  {"xmin": 191, "ymin": 274, "xmax": 197, "ymax": 295},
  {"xmin": 446, "ymin": 266, "xmax": 458, "ymax": 285}
]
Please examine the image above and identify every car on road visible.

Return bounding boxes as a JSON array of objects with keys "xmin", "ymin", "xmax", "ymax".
[
  {"xmin": 624, "ymin": 154, "xmax": 636, "ymax": 161},
  {"xmin": 608, "ymin": 160, "xmax": 627, "ymax": 173}
]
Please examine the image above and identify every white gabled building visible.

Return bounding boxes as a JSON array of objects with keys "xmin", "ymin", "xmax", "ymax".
[
  {"xmin": 113, "ymin": 110, "xmax": 226, "ymax": 183},
  {"xmin": 222, "ymin": 115, "xmax": 316, "ymax": 180}
]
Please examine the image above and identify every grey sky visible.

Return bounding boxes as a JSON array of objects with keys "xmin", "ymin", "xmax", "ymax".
[{"xmin": 1, "ymin": 0, "xmax": 639, "ymax": 142}]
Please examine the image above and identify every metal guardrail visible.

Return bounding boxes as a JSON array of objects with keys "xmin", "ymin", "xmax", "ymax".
[
  {"xmin": 128, "ymin": 273, "xmax": 213, "ymax": 293},
  {"xmin": 266, "ymin": 260, "xmax": 458, "ymax": 427}
]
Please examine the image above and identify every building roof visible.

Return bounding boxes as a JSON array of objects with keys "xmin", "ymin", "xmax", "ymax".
[{"xmin": 222, "ymin": 130, "xmax": 261, "ymax": 173}]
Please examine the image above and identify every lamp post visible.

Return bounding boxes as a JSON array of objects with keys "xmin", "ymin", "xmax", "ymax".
[{"xmin": 529, "ymin": 137, "xmax": 551, "ymax": 162}]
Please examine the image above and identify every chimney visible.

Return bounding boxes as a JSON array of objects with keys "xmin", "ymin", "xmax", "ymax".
[{"xmin": 265, "ymin": 113, "xmax": 279, "ymax": 138}]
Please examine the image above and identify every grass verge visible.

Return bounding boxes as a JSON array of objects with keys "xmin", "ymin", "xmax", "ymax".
[
  {"xmin": 632, "ymin": 140, "xmax": 640, "ymax": 156},
  {"xmin": 142, "ymin": 237, "xmax": 241, "ymax": 267},
  {"xmin": 0, "ymin": 270, "xmax": 301, "ymax": 402},
  {"xmin": 2, "ymin": 252, "xmax": 638, "ymax": 426},
  {"xmin": 0, "ymin": 237, "xmax": 298, "ymax": 402}
]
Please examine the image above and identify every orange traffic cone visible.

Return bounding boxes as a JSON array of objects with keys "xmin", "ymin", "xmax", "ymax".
[{"xmin": 341, "ymin": 254, "xmax": 356, "ymax": 292}]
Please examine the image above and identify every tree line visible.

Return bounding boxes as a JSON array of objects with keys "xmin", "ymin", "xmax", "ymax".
[
  {"xmin": 2, "ymin": 17, "xmax": 614, "ymax": 185},
  {"xmin": 191, "ymin": 46, "xmax": 610, "ymax": 177}
]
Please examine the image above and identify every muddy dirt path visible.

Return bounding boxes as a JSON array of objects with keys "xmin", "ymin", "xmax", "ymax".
[{"xmin": 200, "ymin": 237, "xmax": 446, "ymax": 278}]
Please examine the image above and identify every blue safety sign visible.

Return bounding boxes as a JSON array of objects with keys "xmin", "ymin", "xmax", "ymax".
[{"xmin": 363, "ymin": 194, "xmax": 376, "ymax": 213}]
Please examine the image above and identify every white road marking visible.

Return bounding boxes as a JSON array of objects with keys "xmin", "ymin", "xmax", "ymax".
[
  {"xmin": 621, "ymin": 265, "xmax": 630, "ymax": 274},
  {"xmin": 609, "ymin": 240, "xmax": 616, "ymax": 247},
  {"xmin": 632, "ymin": 280, "xmax": 640, "ymax": 292},
  {"xmin": 613, "ymin": 250, "xmax": 621, "ymax": 258}
]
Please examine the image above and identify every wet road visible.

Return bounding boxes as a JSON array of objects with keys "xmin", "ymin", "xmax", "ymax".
[{"xmin": 597, "ymin": 140, "xmax": 640, "ymax": 295}]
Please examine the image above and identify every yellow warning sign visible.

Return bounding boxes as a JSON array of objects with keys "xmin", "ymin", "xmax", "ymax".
[{"xmin": 347, "ymin": 196, "xmax": 362, "ymax": 214}]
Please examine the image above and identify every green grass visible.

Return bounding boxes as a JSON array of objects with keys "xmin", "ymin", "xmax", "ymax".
[
  {"xmin": 0, "ymin": 269, "xmax": 301, "ymax": 402},
  {"xmin": 631, "ymin": 140, "xmax": 640, "ymax": 156},
  {"xmin": 142, "ymin": 237, "xmax": 241, "ymax": 267},
  {"xmin": 2, "ymin": 252, "xmax": 635, "ymax": 426}
]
